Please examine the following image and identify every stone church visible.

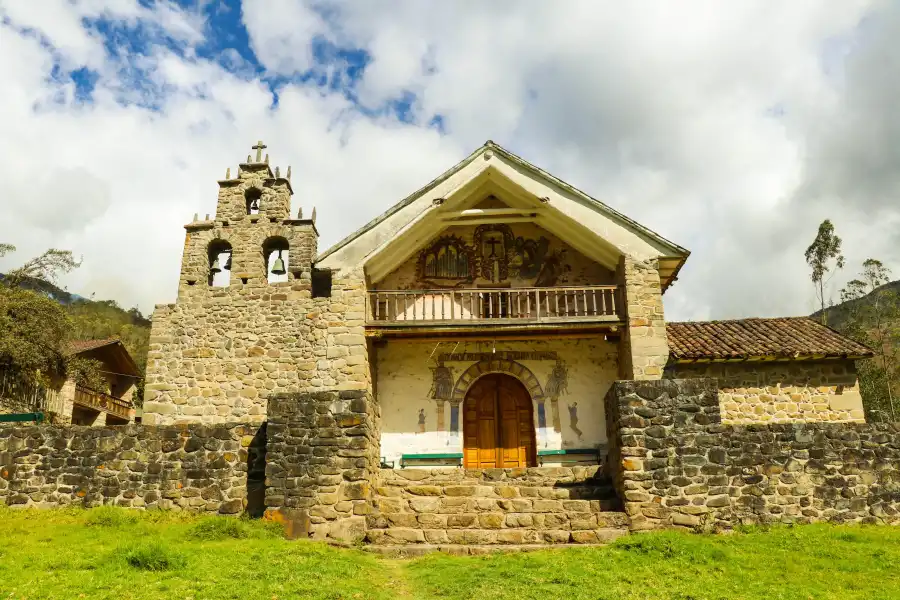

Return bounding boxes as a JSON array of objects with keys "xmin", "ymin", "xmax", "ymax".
[{"xmin": 144, "ymin": 139, "xmax": 870, "ymax": 472}]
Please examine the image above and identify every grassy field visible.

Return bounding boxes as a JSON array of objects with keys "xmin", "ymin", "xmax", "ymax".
[{"xmin": 2, "ymin": 506, "xmax": 900, "ymax": 600}]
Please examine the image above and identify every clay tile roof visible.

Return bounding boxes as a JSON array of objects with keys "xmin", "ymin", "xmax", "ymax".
[
  {"xmin": 666, "ymin": 317, "xmax": 874, "ymax": 361},
  {"xmin": 65, "ymin": 338, "xmax": 121, "ymax": 355}
]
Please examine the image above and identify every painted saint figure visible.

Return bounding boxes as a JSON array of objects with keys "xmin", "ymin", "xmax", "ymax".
[
  {"xmin": 544, "ymin": 359, "xmax": 569, "ymax": 433},
  {"xmin": 568, "ymin": 402, "xmax": 583, "ymax": 440},
  {"xmin": 417, "ymin": 408, "xmax": 426, "ymax": 434}
]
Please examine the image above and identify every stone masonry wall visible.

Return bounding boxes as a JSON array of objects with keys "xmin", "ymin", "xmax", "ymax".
[
  {"xmin": 264, "ymin": 391, "xmax": 380, "ymax": 543},
  {"xmin": 144, "ymin": 267, "xmax": 370, "ymax": 425},
  {"xmin": 606, "ymin": 379, "xmax": 900, "ymax": 531},
  {"xmin": 667, "ymin": 360, "xmax": 865, "ymax": 424},
  {"xmin": 617, "ymin": 256, "xmax": 668, "ymax": 381},
  {"xmin": 0, "ymin": 423, "xmax": 258, "ymax": 512}
]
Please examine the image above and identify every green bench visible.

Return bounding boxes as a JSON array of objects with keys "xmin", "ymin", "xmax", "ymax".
[
  {"xmin": 537, "ymin": 448, "xmax": 602, "ymax": 465},
  {"xmin": 400, "ymin": 452, "xmax": 464, "ymax": 468},
  {"xmin": 0, "ymin": 412, "xmax": 44, "ymax": 423}
]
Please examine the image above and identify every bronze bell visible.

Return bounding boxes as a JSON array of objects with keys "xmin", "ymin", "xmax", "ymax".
[
  {"xmin": 210, "ymin": 256, "xmax": 222, "ymax": 274},
  {"xmin": 223, "ymin": 253, "xmax": 232, "ymax": 271},
  {"xmin": 271, "ymin": 250, "xmax": 286, "ymax": 275}
]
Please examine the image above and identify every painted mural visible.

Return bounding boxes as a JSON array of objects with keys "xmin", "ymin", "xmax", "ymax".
[
  {"xmin": 374, "ymin": 205, "xmax": 615, "ymax": 291},
  {"xmin": 376, "ymin": 338, "xmax": 619, "ymax": 465},
  {"xmin": 416, "ymin": 235, "xmax": 476, "ymax": 287}
]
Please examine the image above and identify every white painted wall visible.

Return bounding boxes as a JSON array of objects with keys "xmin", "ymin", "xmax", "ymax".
[{"xmin": 375, "ymin": 337, "xmax": 618, "ymax": 466}]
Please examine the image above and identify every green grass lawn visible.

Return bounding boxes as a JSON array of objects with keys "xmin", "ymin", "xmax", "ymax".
[{"xmin": 2, "ymin": 506, "xmax": 900, "ymax": 600}]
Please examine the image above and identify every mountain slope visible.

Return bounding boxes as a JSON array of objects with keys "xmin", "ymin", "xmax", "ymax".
[{"xmin": 813, "ymin": 280, "xmax": 900, "ymax": 421}]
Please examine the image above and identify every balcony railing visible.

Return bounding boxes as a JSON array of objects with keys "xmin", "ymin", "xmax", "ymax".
[
  {"xmin": 74, "ymin": 386, "xmax": 133, "ymax": 420},
  {"xmin": 367, "ymin": 285, "xmax": 621, "ymax": 325}
]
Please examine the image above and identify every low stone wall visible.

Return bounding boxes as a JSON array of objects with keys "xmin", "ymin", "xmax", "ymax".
[
  {"xmin": 0, "ymin": 423, "xmax": 258, "ymax": 512},
  {"xmin": 667, "ymin": 360, "xmax": 865, "ymax": 424},
  {"xmin": 264, "ymin": 390, "xmax": 380, "ymax": 542},
  {"xmin": 606, "ymin": 379, "xmax": 900, "ymax": 530}
]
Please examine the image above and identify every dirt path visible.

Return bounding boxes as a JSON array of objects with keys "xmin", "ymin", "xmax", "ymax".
[{"xmin": 379, "ymin": 558, "xmax": 418, "ymax": 599}]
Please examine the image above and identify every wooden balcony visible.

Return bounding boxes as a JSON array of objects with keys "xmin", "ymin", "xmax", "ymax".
[
  {"xmin": 74, "ymin": 386, "xmax": 134, "ymax": 420},
  {"xmin": 367, "ymin": 285, "xmax": 621, "ymax": 327}
]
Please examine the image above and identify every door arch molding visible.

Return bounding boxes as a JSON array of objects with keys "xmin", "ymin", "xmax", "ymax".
[{"xmin": 451, "ymin": 359, "xmax": 544, "ymax": 405}]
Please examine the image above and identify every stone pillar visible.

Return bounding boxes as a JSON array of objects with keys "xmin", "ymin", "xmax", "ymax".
[
  {"xmin": 264, "ymin": 390, "xmax": 379, "ymax": 543},
  {"xmin": 617, "ymin": 256, "xmax": 669, "ymax": 380},
  {"xmin": 604, "ymin": 378, "xmax": 720, "ymax": 530}
]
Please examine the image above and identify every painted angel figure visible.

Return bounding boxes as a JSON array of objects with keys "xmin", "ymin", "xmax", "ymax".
[
  {"xmin": 545, "ymin": 359, "xmax": 569, "ymax": 398},
  {"xmin": 429, "ymin": 361, "xmax": 454, "ymax": 400}
]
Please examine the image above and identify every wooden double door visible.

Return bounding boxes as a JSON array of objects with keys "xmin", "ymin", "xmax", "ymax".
[{"xmin": 463, "ymin": 374, "xmax": 537, "ymax": 469}]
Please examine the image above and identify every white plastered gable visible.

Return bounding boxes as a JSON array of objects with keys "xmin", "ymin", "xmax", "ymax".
[{"xmin": 317, "ymin": 141, "xmax": 690, "ymax": 289}]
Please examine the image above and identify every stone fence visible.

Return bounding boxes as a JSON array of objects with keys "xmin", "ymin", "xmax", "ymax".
[
  {"xmin": 0, "ymin": 423, "xmax": 258, "ymax": 513},
  {"xmin": 264, "ymin": 390, "xmax": 380, "ymax": 541},
  {"xmin": 605, "ymin": 378, "xmax": 900, "ymax": 530}
]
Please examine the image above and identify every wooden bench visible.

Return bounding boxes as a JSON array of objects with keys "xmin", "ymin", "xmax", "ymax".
[
  {"xmin": 537, "ymin": 448, "xmax": 602, "ymax": 465},
  {"xmin": 399, "ymin": 452, "xmax": 464, "ymax": 468}
]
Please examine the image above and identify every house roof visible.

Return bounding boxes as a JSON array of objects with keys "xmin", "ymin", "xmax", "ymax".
[
  {"xmin": 316, "ymin": 140, "xmax": 690, "ymax": 289},
  {"xmin": 666, "ymin": 317, "xmax": 874, "ymax": 361},
  {"xmin": 65, "ymin": 338, "xmax": 142, "ymax": 378},
  {"xmin": 66, "ymin": 338, "xmax": 120, "ymax": 355}
]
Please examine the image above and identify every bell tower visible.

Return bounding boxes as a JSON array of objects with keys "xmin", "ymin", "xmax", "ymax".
[{"xmin": 176, "ymin": 140, "xmax": 318, "ymax": 296}]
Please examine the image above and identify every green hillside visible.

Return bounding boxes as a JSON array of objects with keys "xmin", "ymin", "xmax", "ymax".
[
  {"xmin": 18, "ymin": 277, "xmax": 152, "ymax": 406},
  {"xmin": 814, "ymin": 280, "xmax": 900, "ymax": 421}
]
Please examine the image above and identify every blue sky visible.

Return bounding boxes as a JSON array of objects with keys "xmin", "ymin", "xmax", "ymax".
[{"xmin": 0, "ymin": 0, "xmax": 898, "ymax": 321}]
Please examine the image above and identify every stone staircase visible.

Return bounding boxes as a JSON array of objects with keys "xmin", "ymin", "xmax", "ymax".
[{"xmin": 365, "ymin": 466, "xmax": 629, "ymax": 546}]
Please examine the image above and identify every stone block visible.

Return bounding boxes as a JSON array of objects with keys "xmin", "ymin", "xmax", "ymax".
[{"xmin": 328, "ymin": 517, "xmax": 367, "ymax": 544}]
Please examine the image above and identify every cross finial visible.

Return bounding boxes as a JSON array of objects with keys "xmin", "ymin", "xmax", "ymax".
[{"xmin": 252, "ymin": 140, "xmax": 267, "ymax": 163}]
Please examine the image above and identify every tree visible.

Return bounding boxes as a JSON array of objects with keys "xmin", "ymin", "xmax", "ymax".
[
  {"xmin": 0, "ymin": 244, "xmax": 103, "ymax": 414},
  {"xmin": 805, "ymin": 219, "xmax": 845, "ymax": 325},
  {"xmin": 839, "ymin": 258, "xmax": 900, "ymax": 421},
  {"xmin": 2, "ymin": 244, "xmax": 81, "ymax": 287}
]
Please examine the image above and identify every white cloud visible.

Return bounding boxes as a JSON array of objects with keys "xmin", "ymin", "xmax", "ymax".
[{"xmin": 0, "ymin": 0, "xmax": 897, "ymax": 324}]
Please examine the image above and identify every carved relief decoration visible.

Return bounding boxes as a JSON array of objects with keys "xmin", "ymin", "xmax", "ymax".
[
  {"xmin": 416, "ymin": 235, "xmax": 476, "ymax": 286},
  {"xmin": 474, "ymin": 224, "xmax": 514, "ymax": 282}
]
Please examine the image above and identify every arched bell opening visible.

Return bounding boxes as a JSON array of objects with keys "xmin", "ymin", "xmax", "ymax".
[
  {"xmin": 245, "ymin": 188, "xmax": 262, "ymax": 215},
  {"xmin": 207, "ymin": 239, "xmax": 233, "ymax": 287},
  {"xmin": 262, "ymin": 236, "xmax": 289, "ymax": 284}
]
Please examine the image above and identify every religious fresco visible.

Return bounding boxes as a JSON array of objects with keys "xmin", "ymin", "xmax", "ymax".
[
  {"xmin": 379, "ymin": 214, "xmax": 614, "ymax": 291},
  {"xmin": 544, "ymin": 359, "xmax": 570, "ymax": 433},
  {"xmin": 429, "ymin": 361, "xmax": 454, "ymax": 432},
  {"xmin": 568, "ymin": 401, "xmax": 583, "ymax": 440},
  {"xmin": 473, "ymin": 224, "xmax": 514, "ymax": 282},
  {"xmin": 376, "ymin": 338, "xmax": 618, "ymax": 465},
  {"xmin": 416, "ymin": 235, "xmax": 476, "ymax": 287},
  {"xmin": 533, "ymin": 248, "xmax": 571, "ymax": 287}
]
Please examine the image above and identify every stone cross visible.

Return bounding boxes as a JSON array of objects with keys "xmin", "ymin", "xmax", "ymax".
[{"xmin": 252, "ymin": 140, "xmax": 267, "ymax": 163}]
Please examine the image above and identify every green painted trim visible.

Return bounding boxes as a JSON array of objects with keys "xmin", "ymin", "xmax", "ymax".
[
  {"xmin": 0, "ymin": 412, "xmax": 44, "ymax": 423},
  {"xmin": 401, "ymin": 453, "xmax": 464, "ymax": 460},
  {"xmin": 537, "ymin": 448, "xmax": 599, "ymax": 456}
]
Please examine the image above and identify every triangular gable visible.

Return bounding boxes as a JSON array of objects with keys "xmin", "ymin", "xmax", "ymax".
[{"xmin": 317, "ymin": 141, "xmax": 690, "ymax": 289}]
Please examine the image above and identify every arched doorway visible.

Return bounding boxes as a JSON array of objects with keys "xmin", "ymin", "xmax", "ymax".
[{"xmin": 463, "ymin": 374, "xmax": 537, "ymax": 469}]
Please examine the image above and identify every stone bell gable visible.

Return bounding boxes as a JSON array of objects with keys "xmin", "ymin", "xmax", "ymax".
[{"xmin": 143, "ymin": 141, "xmax": 371, "ymax": 426}]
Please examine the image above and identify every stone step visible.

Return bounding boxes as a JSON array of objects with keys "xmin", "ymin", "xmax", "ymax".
[
  {"xmin": 365, "ymin": 542, "xmax": 620, "ymax": 557},
  {"xmin": 366, "ymin": 527, "xmax": 628, "ymax": 546},
  {"xmin": 367, "ymin": 510, "xmax": 629, "ymax": 531},
  {"xmin": 376, "ymin": 483, "xmax": 618, "ymax": 500},
  {"xmin": 373, "ymin": 495, "xmax": 622, "ymax": 515},
  {"xmin": 377, "ymin": 466, "xmax": 611, "ymax": 488}
]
